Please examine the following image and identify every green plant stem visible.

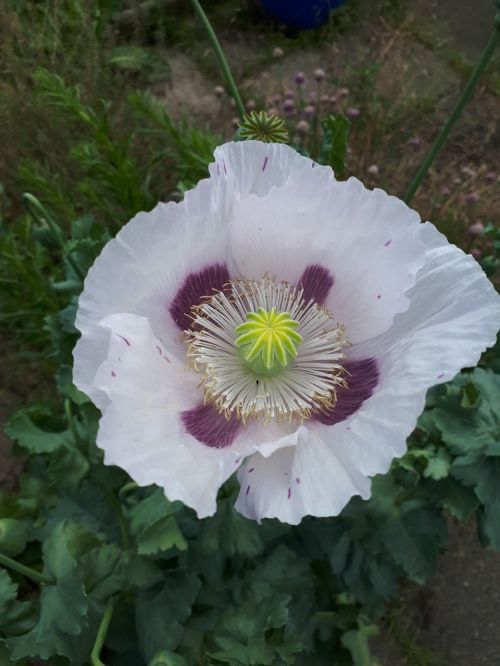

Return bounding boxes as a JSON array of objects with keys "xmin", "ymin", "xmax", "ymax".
[
  {"xmin": 0, "ymin": 553, "xmax": 53, "ymax": 586},
  {"xmin": 23, "ymin": 192, "xmax": 86, "ymax": 282},
  {"xmin": 404, "ymin": 14, "xmax": 500, "ymax": 205},
  {"xmin": 90, "ymin": 596, "xmax": 117, "ymax": 666},
  {"xmin": 190, "ymin": 0, "xmax": 245, "ymax": 119}
]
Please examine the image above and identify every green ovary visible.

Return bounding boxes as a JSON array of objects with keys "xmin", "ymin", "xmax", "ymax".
[{"xmin": 234, "ymin": 307, "xmax": 303, "ymax": 376}]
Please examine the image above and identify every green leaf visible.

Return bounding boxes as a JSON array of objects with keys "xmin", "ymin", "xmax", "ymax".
[
  {"xmin": 320, "ymin": 114, "xmax": 351, "ymax": 175},
  {"xmin": 341, "ymin": 623, "xmax": 378, "ymax": 666},
  {"xmin": 148, "ymin": 650, "xmax": 188, "ymax": 666},
  {"xmin": 423, "ymin": 448, "xmax": 452, "ymax": 480},
  {"xmin": 137, "ymin": 516, "xmax": 187, "ymax": 556},
  {"xmin": 5, "ymin": 405, "xmax": 70, "ymax": 453},
  {"xmin": 0, "ymin": 569, "xmax": 17, "ymax": 616},
  {"xmin": 478, "ymin": 498, "xmax": 500, "ymax": 549},
  {"xmin": 135, "ymin": 572, "xmax": 201, "ymax": 662}
]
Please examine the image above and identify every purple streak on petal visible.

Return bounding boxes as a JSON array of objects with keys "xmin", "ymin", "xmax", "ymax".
[
  {"xmin": 111, "ymin": 371, "xmax": 116, "ymax": 377},
  {"xmin": 314, "ymin": 358, "xmax": 379, "ymax": 426},
  {"xmin": 377, "ymin": 294, "xmax": 381, "ymax": 300},
  {"xmin": 298, "ymin": 264, "xmax": 334, "ymax": 305},
  {"xmin": 117, "ymin": 334, "xmax": 131, "ymax": 346},
  {"xmin": 288, "ymin": 487, "xmax": 291, "ymax": 499},
  {"xmin": 384, "ymin": 240, "xmax": 392, "ymax": 247},
  {"xmin": 223, "ymin": 159, "xmax": 227, "ymax": 174},
  {"xmin": 217, "ymin": 163, "xmax": 221, "ymax": 176},
  {"xmin": 246, "ymin": 484, "xmax": 251, "ymax": 496},
  {"xmin": 181, "ymin": 403, "xmax": 241, "ymax": 449},
  {"xmin": 262, "ymin": 156, "xmax": 268, "ymax": 171},
  {"xmin": 169, "ymin": 263, "xmax": 230, "ymax": 330},
  {"xmin": 248, "ymin": 467, "xmax": 255, "ymax": 473},
  {"xmin": 295, "ymin": 477, "xmax": 300, "ymax": 484}
]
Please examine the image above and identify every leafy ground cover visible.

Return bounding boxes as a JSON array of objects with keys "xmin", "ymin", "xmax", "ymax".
[{"xmin": 1, "ymin": 0, "xmax": 499, "ymax": 664}]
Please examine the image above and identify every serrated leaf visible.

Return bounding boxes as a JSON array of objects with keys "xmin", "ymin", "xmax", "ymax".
[
  {"xmin": 5, "ymin": 406, "xmax": 70, "ymax": 453},
  {"xmin": 423, "ymin": 448, "xmax": 451, "ymax": 480},
  {"xmin": 135, "ymin": 572, "xmax": 201, "ymax": 662},
  {"xmin": 137, "ymin": 515, "xmax": 187, "ymax": 555},
  {"xmin": 0, "ymin": 569, "xmax": 17, "ymax": 615}
]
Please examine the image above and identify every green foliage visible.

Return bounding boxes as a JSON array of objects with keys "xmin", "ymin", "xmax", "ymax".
[{"xmin": 320, "ymin": 114, "xmax": 351, "ymax": 175}]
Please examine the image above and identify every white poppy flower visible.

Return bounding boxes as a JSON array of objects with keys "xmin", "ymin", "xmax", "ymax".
[{"xmin": 73, "ymin": 140, "xmax": 500, "ymax": 524}]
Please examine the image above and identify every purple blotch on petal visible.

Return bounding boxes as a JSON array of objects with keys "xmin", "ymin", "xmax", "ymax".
[
  {"xmin": 246, "ymin": 484, "xmax": 251, "ymax": 496},
  {"xmin": 288, "ymin": 487, "xmax": 291, "ymax": 499},
  {"xmin": 314, "ymin": 358, "xmax": 379, "ymax": 426},
  {"xmin": 169, "ymin": 263, "xmax": 230, "ymax": 330},
  {"xmin": 384, "ymin": 240, "xmax": 392, "ymax": 247},
  {"xmin": 248, "ymin": 467, "xmax": 255, "ymax": 473},
  {"xmin": 298, "ymin": 264, "xmax": 334, "ymax": 305},
  {"xmin": 117, "ymin": 334, "xmax": 131, "ymax": 346},
  {"xmin": 262, "ymin": 156, "xmax": 268, "ymax": 171},
  {"xmin": 181, "ymin": 403, "xmax": 241, "ymax": 449}
]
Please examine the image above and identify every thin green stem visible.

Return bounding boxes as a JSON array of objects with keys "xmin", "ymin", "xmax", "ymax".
[
  {"xmin": 90, "ymin": 596, "xmax": 117, "ymax": 666},
  {"xmin": 0, "ymin": 553, "xmax": 54, "ymax": 586},
  {"xmin": 404, "ymin": 13, "xmax": 500, "ymax": 205},
  {"xmin": 23, "ymin": 192, "xmax": 86, "ymax": 282},
  {"xmin": 190, "ymin": 0, "xmax": 245, "ymax": 119}
]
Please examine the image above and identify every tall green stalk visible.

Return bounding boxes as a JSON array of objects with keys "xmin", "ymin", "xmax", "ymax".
[
  {"xmin": 404, "ymin": 9, "xmax": 500, "ymax": 205},
  {"xmin": 190, "ymin": 0, "xmax": 245, "ymax": 119},
  {"xmin": 91, "ymin": 597, "xmax": 117, "ymax": 666}
]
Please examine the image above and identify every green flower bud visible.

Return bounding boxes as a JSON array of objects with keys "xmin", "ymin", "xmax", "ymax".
[{"xmin": 0, "ymin": 518, "xmax": 27, "ymax": 557}]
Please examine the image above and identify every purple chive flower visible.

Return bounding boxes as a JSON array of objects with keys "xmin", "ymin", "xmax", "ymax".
[
  {"xmin": 338, "ymin": 87, "xmax": 349, "ymax": 98},
  {"xmin": 347, "ymin": 107, "xmax": 360, "ymax": 119},
  {"xmin": 314, "ymin": 68, "xmax": 325, "ymax": 82},
  {"xmin": 214, "ymin": 85, "xmax": 225, "ymax": 98},
  {"xmin": 285, "ymin": 89, "xmax": 294, "ymax": 99},
  {"xmin": 321, "ymin": 94, "xmax": 330, "ymax": 104},
  {"xmin": 329, "ymin": 95, "xmax": 338, "ymax": 105},
  {"xmin": 294, "ymin": 72, "xmax": 305, "ymax": 86},
  {"xmin": 465, "ymin": 192, "xmax": 480, "ymax": 205},
  {"xmin": 408, "ymin": 136, "xmax": 421, "ymax": 148},
  {"xmin": 273, "ymin": 46, "xmax": 284, "ymax": 58},
  {"xmin": 272, "ymin": 94, "xmax": 281, "ymax": 105},
  {"xmin": 231, "ymin": 117, "xmax": 239, "ymax": 129},
  {"xmin": 296, "ymin": 120, "xmax": 310, "ymax": 135},
  {"xmin": 441, "ymin": 186, "xmax": 451, "ymax": 197},
  {"xmin": 283, "ymin": 99, "xmax": 296, "ymax": 115},
  {"xmin": 246, "ymin": 99, "xmax": 256, "ymax": 112},
  {"xmin": 485, "ymin": 171, "xmax": 496, "ymax": 183},
  {"xmin": 367, "ymin": 164, "xmax": 379, "ymax": 176},
  {"xmin": 267, "ymin": 108, "xmax": 278, "ymax": 117},
  {"xmin": 470, "ymin": 248, "xmax": 482, "ymax": 260}
]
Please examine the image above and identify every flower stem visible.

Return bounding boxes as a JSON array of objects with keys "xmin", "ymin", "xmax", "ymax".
[
  {"xmin": 90, "ymin": 596, "xmax": 117, "ymax": 666},
  {"xmin": 23, "ymin": 192, "xmax": 86, "ymax": 282},
  {"xmin": 404, "ymin": 11, "xmax": 500, "ymax": 205},
  {"xmin": 0, "ymin": 552, "xmax": 54, "ymax": 586},
  {"xmin": 190, "ymin": 0, "xmax": 245, "ymax": 119}
]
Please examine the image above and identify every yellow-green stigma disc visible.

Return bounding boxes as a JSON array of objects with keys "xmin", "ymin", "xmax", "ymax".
[{"xmin": 234, "ymin": 307, "xmax": 302, "ymax": 376}]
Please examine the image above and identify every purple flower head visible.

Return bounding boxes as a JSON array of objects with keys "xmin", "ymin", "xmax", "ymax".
[
  {"xmin": 408, "ymin": 136, "xmax": 421, "ymax": 148},
  {"xmin": 283, "ymin": 99, "xmax": 296, "ymax": 115},
  {"xmin": 214, "ymin": 85, "xmax": 225, "ymax": 98},
  {"xmin": 367, "ymin": 164, "xmax": 379, "ymax": 176},
  {"xmin": 294, "ymin": 72, "xmax": 305, "ymax": 86},
  {"xmin": 441, "ymin": 186, "xmax": 451, "ymax": 198},
  {"xmin": 470, "ymin": 248, "xmax": 482, "ymax": 260},
  {"xmin": 465, "ymin": 192, "xmax": 480, "ymax": 205},
  {"xmin": 347, "ymin": 107, "xmax": 360, "ymax": 119},
  {"xmin": 285, "ymin": 89, "xmax": 294, "ymax": 100},
  {"xmin": 246, "ymin": 99, "xmax": 257, "ymax": 112},
  {"xmin": 338, "ymin": 87, "xmax": 349, "ymax": 98},
  {"xmin": 485, "ymin": 171, "xmax": 496, "ymax": 183}
]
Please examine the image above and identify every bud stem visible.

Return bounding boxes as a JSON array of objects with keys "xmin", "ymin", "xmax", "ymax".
[
  {"xmin": 91, "ymin": 596, "xmax": 117, "ymax": 666},
  {"xmin": 404, "ymin": 10, "xmax": 500, "ymax": 205},
  {"xmin": 190, "ymin": 0, "xmax": 245, "ymax": 119},
  {"xmin": 0, "ymin": 552, "xmax": 54, "ymax": 586}
]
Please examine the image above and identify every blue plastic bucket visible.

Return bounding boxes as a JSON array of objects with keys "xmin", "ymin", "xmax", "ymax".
[{"xmin": 260, "ymin": 0, "xmax": 346, "ymax": 30}]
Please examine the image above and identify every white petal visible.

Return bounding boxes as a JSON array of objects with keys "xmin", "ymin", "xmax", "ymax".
[
  {"xmin": 94, "ymin": 313, "xmax": 240, "ymax": 518},
  {"xmin": 73, "ymin": 180, "xmax": 230, "ymax": 407},
  {"xmin": 211, "ymin": 140, "xmax": 316, "ymax": 200},
  {"xmin": 235, "ymin": 426, "xmax": 370, "ymax": 524},
  {"xmin": 230, "ymin": 168, "xmax": 425, "ymax": 343}
]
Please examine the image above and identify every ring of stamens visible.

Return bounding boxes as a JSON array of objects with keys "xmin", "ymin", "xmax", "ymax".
[{"xmin": 185, "ymin": 277, "xmax": 347, "ymax": 422}]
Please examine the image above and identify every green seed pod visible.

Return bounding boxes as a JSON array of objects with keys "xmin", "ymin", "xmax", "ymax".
[{"xmin": 0, "ymin": 518, "xmax": 27, "ymax": 557}]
